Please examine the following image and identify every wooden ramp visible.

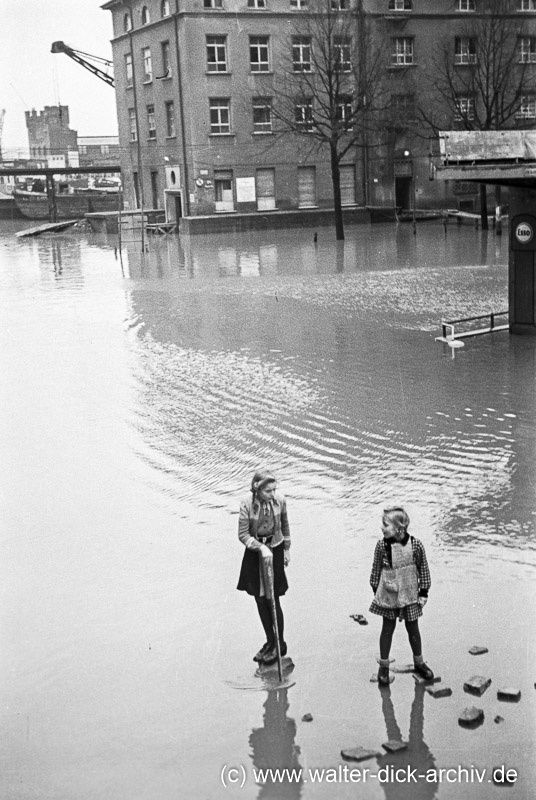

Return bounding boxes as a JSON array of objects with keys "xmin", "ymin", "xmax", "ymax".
[{"xmin": 15, "ymin": 220, "xmax": 79, "ymax": 238}]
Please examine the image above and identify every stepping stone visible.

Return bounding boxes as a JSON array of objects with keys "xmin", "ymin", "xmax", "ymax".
[
  {"xmin": 426, "ymin": 684, "xmax": 452, "ymax": 698},
  {"xmin": 494, "ymin": 715, "xmax": 504, "ymax": 724},
  {"xmin": 257, "ymin": 656, "xmax": 294, "ymax": 675},
  {"xmin": 463, "ymin": 675, "xmax": 491, "ymax": 696},
  {"xmin": 382, "ymin": 740, "xmax": 408, "ymax": 752},
  {"xmin": 413, "ymin": 673, "xmax": 441, "ymax": 685},
  {"xmin": 370, "ymin": 673, "xmax": 395, "ymax": 684},
  {"xmin": 458, "ymin": 707, "xmax": 485, "ymax": 727},
  {"xmin": 341, "ymin": 747, "xmax": 381, "ymax": 762},
  {"xmin": 391, "ymin": 663, "xmax": 416, "ymax": 674},
  {"xmin": 301, "ymin": 713, "xmax": 313, "ymax": 722},
  {"xmin": 497, "ymin": 687, "xmax": 521, "ymax": 702},
  {"xmin": 469, "ymin": 646, "xmax": 489, "ymax": 656}
]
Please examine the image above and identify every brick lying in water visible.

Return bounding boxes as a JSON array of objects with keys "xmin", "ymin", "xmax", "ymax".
[
  {"xmin": 497, "ymin": 687, "xmax": 521, "ymax": 702},
  {"xmin": 341, "ymin": 747, "xmax": 381, "ymax": 762},
  {"xmin": 391, "ymin": 663, "xmax": 416, "ymax": 674},
  {"xmin": 458, "ymin": 707, "xmax": 485, "ymax": 727},
  {"xmin": 413, "ymin": 673, "xmax": 441, "ymax": 685},
  {"xmin": 382, "ymin": 740, "xmax": 408, "ymax": 752},
  {"xmin": 463, "ymin": 676, "xmax": 492, "ymax": 695},
  {"xmin": 301, "ymin": 713, "xmax": 313, "ymax": 722},
  {"xmin": 426, "ymin": 684, "xmax": 453, "ymax": 698},
  {"xmin": 468, "ymin": 646, "xmax": 489, "ymax": 655}
]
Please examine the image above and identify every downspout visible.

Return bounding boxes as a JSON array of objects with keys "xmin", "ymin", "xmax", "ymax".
[
  {"xmin": 129, "ymin": 27, "xmax": 146, "ymax": 249},
  {"xmin": 173, "ymin": 0, "xmax": 191, "ymax": 216}
]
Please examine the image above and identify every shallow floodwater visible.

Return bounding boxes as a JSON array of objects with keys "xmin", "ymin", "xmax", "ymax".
[{"xmin": 0, "ymin": 220, "xmax": 534, "ymax": 800}]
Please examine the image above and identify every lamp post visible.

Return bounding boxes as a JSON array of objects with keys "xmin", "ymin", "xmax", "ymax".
[{"xmin": 404, "ymin": 149, "xmax": 416, "ymax": 230}]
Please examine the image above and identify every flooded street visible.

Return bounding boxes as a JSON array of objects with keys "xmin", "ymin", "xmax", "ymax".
[{"xmin": 0, "ymin": 220, "xmax": 534, "ymax": 799}]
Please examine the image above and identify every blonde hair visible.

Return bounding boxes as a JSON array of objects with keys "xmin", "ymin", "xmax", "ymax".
[
  {"xmin": 383, "ymin": 506, "xmax": 410, "ymax": 535},
  {"xmin": 251, "ymin": 468, "xmax": 277, "ymax": 497}
]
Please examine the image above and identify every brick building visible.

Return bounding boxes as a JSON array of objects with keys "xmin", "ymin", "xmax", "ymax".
[
  {"xmin": 25, "ymin": 105, "xmax": 79, "ymax": 167},
  {"xmin": 101, "ymin": 0, "xmax": 536, "ymax": 223}
]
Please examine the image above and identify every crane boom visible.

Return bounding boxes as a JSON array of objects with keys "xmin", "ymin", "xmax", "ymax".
[{"xmin": 51, "ymin": 41, "xmax": 114, "ymax": 87}]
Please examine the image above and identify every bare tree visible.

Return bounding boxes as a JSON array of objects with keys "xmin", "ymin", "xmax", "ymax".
[
  {"xmin": 269, "ymin": 0, "xmax": 387, "ymax": 240},
  {"xmin": 417, "ymin": 0, "xmax": 535, "ymax": 228}
]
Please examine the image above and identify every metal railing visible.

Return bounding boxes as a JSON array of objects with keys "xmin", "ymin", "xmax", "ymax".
[{"xmin": 439, "ymin": 310, "xmax": 509, "ymax": 341}]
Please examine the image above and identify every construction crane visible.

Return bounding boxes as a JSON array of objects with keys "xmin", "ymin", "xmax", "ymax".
[{"xmin": 51, "ymin": 42, "xmax": 114, "ymax": 87}]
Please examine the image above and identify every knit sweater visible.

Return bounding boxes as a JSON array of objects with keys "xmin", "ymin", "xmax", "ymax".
[{"xmin": 238, "ymin": 493, "xmax": 291, "ymax": 552}]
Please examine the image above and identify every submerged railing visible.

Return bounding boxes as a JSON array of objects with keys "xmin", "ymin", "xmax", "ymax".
[{"xmin": 436, "ymin": 311, "xmax": 509, "ymax": 342}]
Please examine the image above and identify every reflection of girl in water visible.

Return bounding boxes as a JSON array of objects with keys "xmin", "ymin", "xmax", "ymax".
[
  {"xmin": 237, "ymin": 469, "xmax": 290, "ymax": 665},
  {"xmin": 376, "ymin": 683, "xmax": 438, "ymax": 800},
  {"xmin": 249, "ymin": 689, "xmax": 302, "ymax": 800},
  {"xmin": 370, "ymin": 507, "xmax": 434, "ymax": 685}
]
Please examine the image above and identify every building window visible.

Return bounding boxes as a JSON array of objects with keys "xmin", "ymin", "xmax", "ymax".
[
  {"xmin": 291, "ymin": 0, "xmax": 308, "ymax": 6},
  {"xmin": 248, "ymin": 0, "xmax": 266, "ymax": 6},
  {"xmin": 250, "ymin": 36, "xmax": 270, "ymax": 72},
  {"xmin": 142, "ymin": 47, "xmax": 152, "ymax": 81},
  {"xmin": 331, "ymin": 0, "xmax": 350, "ymax": 8},
  {"xmin": 101, "ymin": 145, "xmax": 110, "ymax": 155},
  {"xmin": 334, "ymin": 37, "xmax": 351, "ymax": 71},
  {"xmin": 295, "ymin": 98, "xmax": 314, "ymax": 131},
  {"xmin": 204, "ymin": 0, "xmax": 223, "ymax": 7},
  {"xmin": 293, "ymin": 36, "xmax": 312, "ymax": 71},
  {"xmin": 391, "ymin": 38, "xmax": 414, "ymax": 65},
  {"xmin": 210, "ymin": 98, "xmax": 231, "ymax": 134},
  {"xmin": 79, "ymin": 145, "xmax": 87, "ymax": 155},
  {"xmin": 517, "ymin": 94, "xmax": 536, "ymax": 117},
  {"xmin": 519, "ymin": 36, "xmax": 536, "ymax": 62},
  {"xmin": 336, "ymin": 95, "xmax": 353, "ymax": 129},
  {"xmin": 207, "ymin": 36, "xmax": 228, "ymax": 72},
  {"xmin": 125, "ymin": 53, "xmax": 133, "ymax": 86},
  {"xmin": 389, "ymin": 0, "xmax": 412, "ymax": 9},
  {"xmin": 147, "ymin": 105, "xmax": 156, "ymax": 139},
  {"xmin": 519, "ymin": 0, "xmax": 536, "ymax": 10},
  {"xmin": 391, "ymin": 93, "xmax": 415, "ymax": 119},
  {"xmin": 161, "ymin": 41, "xmax": 171, "ymax": 76},
  {"xmin": 161, "ymin": 0, "xmax": 170, "ymax": 16},
  {"xmin": 128, "ymin": 109, "xmax": 137, "ymax": 142},
  {"xmin": 124, "ymin": 12, "xmax": 132, "ymax": 31},
  {"xmin": 141, "ymin": 5, "xmax": 150, "ymax": 24},
  {"xmin": 457, "ymin": 0, "xmax": 475, "ymax": 9},
  {"xmin": 454, "ymin": 94, "xmax": 475, "ymax": 121},
  {"xmin": 455, "ymin": 37, "xmax": 477, "ymax": 64},
  {"xmin": 165, "ymin": 101, "xmax": 176, "ymax": 136},
  {"xmin": 253, "ymin": 97, "xmax": 273, "ymax": 133}
]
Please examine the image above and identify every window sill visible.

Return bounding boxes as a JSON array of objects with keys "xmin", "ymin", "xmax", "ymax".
[
  {"xmin": 165, "ymin": 135, "xmax": 177, "ymax": 140},
  {"xmin": 215, "ymin": 209, "xmax": 237, "ymax": 214},
  {"xmin": 147, "ymin": 137, "xmax": 157, "ymax": 142},
  {"xmin": 253, "ymin": 131, "xmax": 274, "ymax": 135},
  {"xmin": 206, "ymin": 70, "xmax": 231, "ymax": 76},
  {"xmin": 143, "ymin": 78, "xmax": 153, "ymax": 84},
  {"xmin": 209, "ymin": 133, "xmax": 235, "ymax": 137},
  {"xmin": 126, "ymin": 83, "xmax": 134, "ymax": 89},
  {"xmin": 250, "ymin": 69, "xmax": 272, "ymax": 75}
]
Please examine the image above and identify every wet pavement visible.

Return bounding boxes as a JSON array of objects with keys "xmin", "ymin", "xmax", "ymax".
[{"xmin": 0, "ymin": 219, "xmax": 534, "ymax": 799}]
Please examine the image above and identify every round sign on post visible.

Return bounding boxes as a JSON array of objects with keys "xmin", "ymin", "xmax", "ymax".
[{"xmin": 515, "ymin": 221, "xmax": 533, "ymax": 244}]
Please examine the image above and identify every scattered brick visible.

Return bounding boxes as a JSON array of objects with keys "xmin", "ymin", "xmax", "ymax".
[
  {"xmin": 497, "ymin": 687, "xmax": 521, "ymax": 702},
  {"xmin": 426, "ymin": 684, "xmax": 453, "ymax": 698},
  {"xmin": 463, "ymin": 676, "xmax": 492, "ymax": 696},
  {"xmin": 382, "ymin": 740, "xmax": 408, "ymax": 752},
  {"xmin": 341, "ymin": 747, "xmax": 381, "ymax": 762},
  {"xmin": 458, "ymin": 707, "xmax": 485, "ymax": 727}
]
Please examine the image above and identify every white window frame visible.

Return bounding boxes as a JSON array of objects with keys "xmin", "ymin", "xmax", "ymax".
[
  {"xmin": 204, "ymin": 0, "xmax": 223, "ymax": 7},
  {"xmin": 331, "ymin": 0, "xmax": 350, "ymax": 8},
  {"xmin": 142, "ymin": 47, "xmax": 153, "ymax": 81},
  {"xmin": 161, "ymin": 0, "xmax": 170, "ymax": 16},
  {"xmin": 128, "ymin": 109, "xmax": 137, "ymax": 142},
  {"xmin": 125, "ymin": 53, "xmax": 133, "ymax": 86},
  {"xmin": 147, "ymin": 105, "xmax": 156, "ymax": 139},
  {"xmin": 519, "ymin": 0, "xmax": 536, "ymax": 10},
  {"xmin": 454, "ymin": 95, "xmax": 475, "ymax": 121},
  {"xmin": 295, "ymin": 98, "xmax": 314, "ymax": 132},
  {"xmin": 389, "ymin": 0, "xmax": 412, "ymax": 9},
  {"xmin": 206, "ymin": 35, "xmax": 228, "ymax": 73},
  {"xmin": 253, "ymin": 97, "xmax": 273, "ymax": 133},
  {"xmin": 161, "ymin": 41, "xmax": 171, "ymax": 76},
  {"xmin": 336, "ymin": 95, "xmax": 353, "ymax": 130},
  {"xmin": 517, "ymin": 94, "xmax": 536, "ymax": 118},
  {"xmin": 334, "ymin": 37, "xmax": 352, "ymax": 71},
  {"xmin": 250, "ymin": 36, "xmax": 270, "ymax": 72},
  {"xmin": 391, "ymin": 38, "xmax": 414, "ymax": 66},
  {"xmin": 457, "ymin": 0, "xmax": 475, "ymax": 10},
  {"xmin": 165, "ymin": 101, "xmax": 176, "ymax": 137},
  {"xmin": 141, "ymin": 5, "xmax": 150, "ymax": 25},
  {"xmin": 291, "ymin": 0, "xmax": 308, "ymax": 7},
  {"xmin": 455, "ymin": 37, "xmax": 477, "ymax": 65},
  {"xmin": 124, "ymin": 12, "xmax": 132, "ymax": 31},
  {"xmin": 519, "ymin": 36, "xmax": 536, "ymax": 62},
  {"xmin": 248, "ymin": 0, "xmax": 266, "ymax": 7},
  {"xmin": 210, "ymin": 98, "xmax": 231, "ymax": 134},
  {"xmin": 293, "ymin": 36, "xmax": 312, "ymax": 72}
]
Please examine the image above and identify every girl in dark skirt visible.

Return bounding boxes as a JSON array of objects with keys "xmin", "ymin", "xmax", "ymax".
[{"xmin": 237, "ymin": 469, "xmax": 291, "ymax": 665}]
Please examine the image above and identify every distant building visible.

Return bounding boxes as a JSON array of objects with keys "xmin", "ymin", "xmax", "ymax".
[
  {"xmin": 77, "ymin": 136, "xmax": 120, "ymax": 168},
  {"xmin": 25, "ymin": 105, "xmax": 78, "ymax": 166},
  {"xmin": 101, "ymin": 0, "xmax": 536, "ymax": 222}
]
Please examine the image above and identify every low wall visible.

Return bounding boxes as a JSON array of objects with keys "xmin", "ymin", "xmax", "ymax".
[{"xmin": 179, "ymin": 206, "xmax": 370, "ymax": 235}]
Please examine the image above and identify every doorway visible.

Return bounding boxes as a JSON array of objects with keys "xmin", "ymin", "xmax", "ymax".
[{"xmin": 395, "ymin": 177, "xmax": 412, "ymax": 210}]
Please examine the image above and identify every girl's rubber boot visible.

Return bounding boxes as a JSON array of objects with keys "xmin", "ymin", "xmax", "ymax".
[
  {"xmin": 253, "ymin": 642, "xmax": 271, "ymax": 662},
  {"xmin": 378, "ymin": 661, "xmax": 390, "ymax": 685},
  {"xmin": 413, "ymin": 660, "xmax": 434, "ymax": 681}
]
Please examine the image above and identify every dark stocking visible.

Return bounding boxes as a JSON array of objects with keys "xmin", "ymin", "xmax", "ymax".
[
  {"xmin": 274, "ymin": 595, "xmax": 285, "ymax": 644},
  {"xmin": 405, "ymin": 619, "xmax": 422, "ymax": 658},
  {"xmin": 379, "ymin": 617, "xmax": 397, "ymax": 660},
  {"xmin": 255, "ymin": 597, "xmax": 274, "ymax": 646}
]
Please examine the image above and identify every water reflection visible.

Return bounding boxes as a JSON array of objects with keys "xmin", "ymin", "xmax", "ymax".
[
  {"xmin": 376, "ymin": 684, "xmax": 438, "ymax": 800},
  {"xmin": 249, "ymin": 689, "xmax": 302, "ymax": 800}
]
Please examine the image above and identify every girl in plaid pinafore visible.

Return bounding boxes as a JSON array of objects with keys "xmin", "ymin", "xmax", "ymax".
[{"xmin": 369, "ymin": 507, "xmax": 434, "ymax": 686}]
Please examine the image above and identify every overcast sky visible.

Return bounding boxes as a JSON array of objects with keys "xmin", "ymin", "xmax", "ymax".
[{"xmin": 1, "ymin": 0, "xmax": 118, "ymax": 157}]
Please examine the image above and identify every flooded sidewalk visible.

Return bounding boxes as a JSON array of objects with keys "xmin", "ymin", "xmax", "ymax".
[{"xmin": 0, "ymin": 220, "xmax": 534, "ymax": 799}]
